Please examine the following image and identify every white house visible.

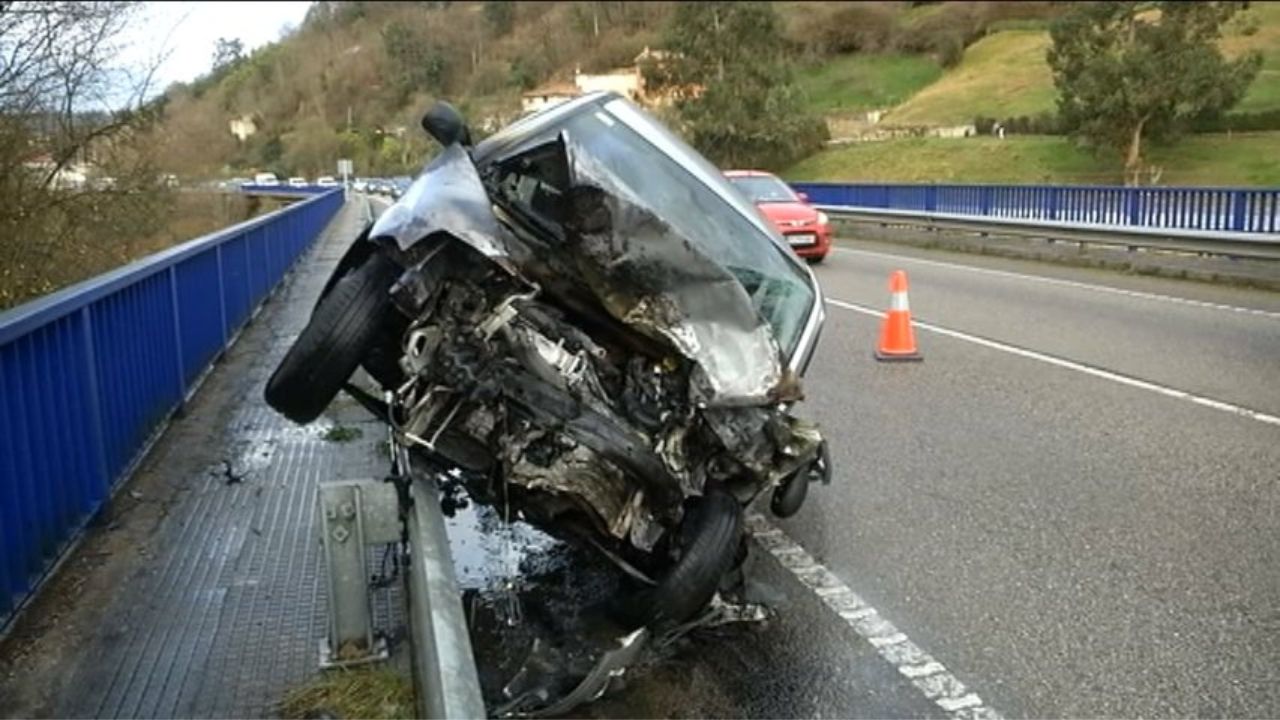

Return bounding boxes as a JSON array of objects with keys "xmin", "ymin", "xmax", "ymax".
[
  {"xmin": 229, "ymin": 115, "xmax": 258, "ymax": 142},
  {"xmin": 520, "ymin": 82, "xmax": 581, "ymax": 115}
]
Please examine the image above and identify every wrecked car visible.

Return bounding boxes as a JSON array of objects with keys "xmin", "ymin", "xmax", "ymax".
[{"xmin": 265, "ymin": 91, "xmax": 830, "ymax": 631}]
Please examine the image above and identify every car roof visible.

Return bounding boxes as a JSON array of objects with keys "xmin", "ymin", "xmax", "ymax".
[{"xmin": 723, "ymin": 170, "xmax": 777, "ymax": 178}]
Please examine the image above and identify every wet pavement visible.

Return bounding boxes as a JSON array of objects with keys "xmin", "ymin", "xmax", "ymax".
[{"xmin": 446, "ymin": 499, "xmax": 943, "ymax": 719}]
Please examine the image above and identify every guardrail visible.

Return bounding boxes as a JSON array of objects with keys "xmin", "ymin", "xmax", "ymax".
[
  {"xmin": 0, "ymin": 189, "xmax": 344, "ymax": 628},
  {"xmin": 239, "ymin": 184, "xmax": 339, "ymax": 196},
  {"xmin": 791, "ymin": 182, "xmax": 1280, "ymax": 235},
  {"xmin": 818, "ymin": 206, "xmax": 1280, "ymax": 261}
]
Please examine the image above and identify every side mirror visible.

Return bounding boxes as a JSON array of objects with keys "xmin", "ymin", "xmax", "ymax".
[
  {"xmin": 797, "ymin": 191, "xmax": 810, "ymax": 202},
  {"xmin": 421, "ymin": 101, "xmax": 472, "ymax": 147}
]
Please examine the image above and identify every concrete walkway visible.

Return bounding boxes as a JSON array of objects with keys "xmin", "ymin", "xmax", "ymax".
[{"xmin": 0, "ymin": 199, "xmax": 399, "ymax": 718}]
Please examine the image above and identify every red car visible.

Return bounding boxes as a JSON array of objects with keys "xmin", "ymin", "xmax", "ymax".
[{"xmin": 725, "ymin": 169, "xmax": 832, "ymax": 263}]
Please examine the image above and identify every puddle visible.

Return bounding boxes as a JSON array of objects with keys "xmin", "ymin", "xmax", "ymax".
[
  {"xmin": 442, "ymin": 493, "xmax": 644, "ymax": 715},
  {"xmin": 441, "ymin": 499, "xmax": 562, "ymax": 593}
]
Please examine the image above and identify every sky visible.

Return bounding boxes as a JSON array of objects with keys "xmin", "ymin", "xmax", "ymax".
[{"xmin": 115, "ymin": 1, "xmax": 314, "ymax": 97}]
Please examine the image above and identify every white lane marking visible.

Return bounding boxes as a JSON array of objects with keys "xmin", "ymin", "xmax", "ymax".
[
  {"xmin": 746, "ymin": 514, "xmax": 1003, "ymax": 720},
  {"xmin": 827, "ymin": 298, "xmax": 1280, "ymax": 428},
  {"xmin": 831, "ymin": 246, "xmax": 1280, "ymax": 320}
]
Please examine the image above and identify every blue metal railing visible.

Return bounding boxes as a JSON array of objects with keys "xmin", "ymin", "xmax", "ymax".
[
  {"xmin": 0, "ymin": 189, "xmax": 344, "ymax": 626},
  {"xmin": 789, "ymin": 183, "xmax": 1280, "ymax": 234},
  {"xmin": 239, "ymin": 184, "xmax": 337, "ymax": 195}
]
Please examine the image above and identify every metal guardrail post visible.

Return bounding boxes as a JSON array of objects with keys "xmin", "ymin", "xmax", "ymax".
[
  {"xmin": 317, "ymin": 478, "xmax": 401, "ymax": 668},
  {"xmin": 405, "ymin": 476, "xmax": 485, "ymax": 720}
]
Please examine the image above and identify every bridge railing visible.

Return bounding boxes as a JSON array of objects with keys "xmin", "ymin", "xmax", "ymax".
[
  {"xmin": 239, "ymin": 184, "xmax": 337, "ymax": 196},
  {"xmin": 789, "ymin": 182, "xmax": 1280, "ymax": 234},
  {"xmin": 0, "ymin": 189, "xmax": 344, "ymax": 627}
]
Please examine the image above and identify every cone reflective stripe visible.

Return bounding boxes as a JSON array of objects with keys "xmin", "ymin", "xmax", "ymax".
[{"xmin": 875, "ymin": 270, "xmax": 922, "ymax": 362}]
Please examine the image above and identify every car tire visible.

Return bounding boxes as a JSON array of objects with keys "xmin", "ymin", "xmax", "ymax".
[
  {"xmin": 265, "ymin": 252, "xmax": 400, "ymax": 424},
  {"xmin": 618, "ymin": 488, "xmax": 743, "ymax": 630},
  {"xmin": 807, "ymin": 254, "xmax": 826, "ymax": 265},
  {"xmin": 770, "ymin": 468, "xmax": 809, "ymax": 518}
]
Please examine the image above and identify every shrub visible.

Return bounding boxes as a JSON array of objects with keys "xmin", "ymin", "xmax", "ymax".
[
  {"xmin": 975, "ymin": 112, "xmax": 1064, "ymax": 136},
  {"xmin": 806, "ymin": 3, "xmax": 899, "ymax": 55},
  {"xmin": 1191, "ymin": 109, "xmax": 1280, "ymax": 133}
]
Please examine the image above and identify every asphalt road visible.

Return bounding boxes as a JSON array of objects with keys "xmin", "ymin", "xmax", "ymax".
[{"xmin": 776, "ymin": 240, "xmax": 1280, "ymax": 718}]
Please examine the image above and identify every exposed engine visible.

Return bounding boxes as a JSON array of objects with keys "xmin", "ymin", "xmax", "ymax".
[{"xmin": 385, "ymin": 242, "xmax": 823, "ymax": 571}]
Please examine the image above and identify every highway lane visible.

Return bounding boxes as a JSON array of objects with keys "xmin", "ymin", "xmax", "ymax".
[
  {"xmin": 782, "ymin": 240, "xmax": 1280, "ymax": 717},
  {"xmin": 819, "ymin": 241, "xmax": 1280, "ymax": 417}
]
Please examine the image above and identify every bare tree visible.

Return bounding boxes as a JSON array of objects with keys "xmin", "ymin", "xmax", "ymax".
[{"xmin": 0, "ymin": 1, "xmax": 171, "ymax": 308}]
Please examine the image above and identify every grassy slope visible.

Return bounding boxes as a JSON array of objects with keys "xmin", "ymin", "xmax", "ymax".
[
  {"xmin": 783, "ymin": 133, "xmax": 1280, "ymax": 187},
  {"xmin": 885, "ymin": 30, "xmax": 1056, "ymax": 125},
  {"xmin": 881, "ymin": 3, "xmax": 1280, "ymax": 127},
  {"xmin": 796, "ymin": 53, "xmax": 942, "ymax": 115},
  {"xmin": 1223, "ymin": 1, "xmax": 1280, "ymax": 113}
]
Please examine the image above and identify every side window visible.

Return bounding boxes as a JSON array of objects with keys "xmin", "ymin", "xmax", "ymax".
[{"xmin": 491, "ymin": 136, "xmax": 571, "ymax": 226}]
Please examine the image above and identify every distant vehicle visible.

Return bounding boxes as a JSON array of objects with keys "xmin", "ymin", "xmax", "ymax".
[
  {"xmin": 352, "ymin": 178, "xmax": 368, "ymax": 192},
  {"xmin": 724, "ymin": 169, "xmax": 831, "ymax": 263},
  {"xmin": 254, "ymin": 172, "xmax": 279, "ymax": 186},
  {"xmin": 288, "ymin": 176, "xmax": 308, "ymax": 188},
  {"xmin": 316, "ymin": 176, "xmax": 338, "ymax": 187}
]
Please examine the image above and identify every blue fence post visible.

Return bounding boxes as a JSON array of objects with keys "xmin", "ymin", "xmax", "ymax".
[
  {"xmin": 1231, "ymin": 190, "xmax": 1247, "ymax": 232},
  {"xmin": 166, "ymin": 267, "xmax": 187, "ymax": 402},
  {"xmin": 78, "ymin": 306, "xmax": 110, "ymax": 498}
]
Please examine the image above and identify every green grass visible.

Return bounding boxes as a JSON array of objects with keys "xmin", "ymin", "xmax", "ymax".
[
  {"xmin": 886, "ymin": 30, "xmax": 1057, "ymax": 126},
  {"xmin": 322, "ymin": 425, "xmax": 364, "ymax": 443},
  {"xmin": 784, "ymin": 133, "xmax": 1280, "ymax": 187},
  {"xmin": 878, "ymin": 3, "xmax": 1280, "ymax": 127},
  {"xmin": 797, "ymin": 53, "xmax": 942, "ymax": 115},
  {"xmin": 1223, "ymin": 1, "xmax": 1280, "ymax": 113}
]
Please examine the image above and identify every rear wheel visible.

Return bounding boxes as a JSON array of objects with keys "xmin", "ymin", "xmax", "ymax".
[{"xmin": 265, "ymin": 252, "xmax": 400, "ymax": 423}]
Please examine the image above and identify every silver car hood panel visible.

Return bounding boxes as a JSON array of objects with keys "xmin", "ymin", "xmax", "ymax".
[{"xmin": 371, "ymin": 138, "xmax": 785, "ymax": 407}]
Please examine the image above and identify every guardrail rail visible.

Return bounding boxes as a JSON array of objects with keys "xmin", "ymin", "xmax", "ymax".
[
  {"xmin": 791, "ymin": 182, "xmax": 1280, "ymax": 235},
  {"xmin": 0, "ymin": 189, "xmax": 344, "ymax": 628}
]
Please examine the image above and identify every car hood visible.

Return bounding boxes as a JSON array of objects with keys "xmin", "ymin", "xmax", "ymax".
[
  {"xmin": 756, "ymin": 201, "xmax": 819, "ymax": 225},
  {"xmin": 371, "ymin": 140, "xmax": 786, "ymax": 407}
]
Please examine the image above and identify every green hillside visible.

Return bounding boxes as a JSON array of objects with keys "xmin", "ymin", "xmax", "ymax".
[
  {"xmin": 885, "ymin": 31, "xmax": 1056, "ymax": 125},
  {"xmin": 796, "ymin": 53, "xmax": 942, "ymax": 116},
  {"xmin": 881, "ymin": 2, "xmax": 1280, "ymax": 127},
  {"xmin": 1223, "ymin": 1, "xmax": 1280, "ymax": 113},
  {"xmin": 788, "ymin": 2, "xmax": 1280, "ymax": 186},
  {"xmin": 784, "ymin": 133, "xmax": 1280, "ymax": 187}
]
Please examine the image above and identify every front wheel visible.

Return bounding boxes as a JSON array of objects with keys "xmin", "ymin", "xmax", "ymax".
[
  {"xmin": 616, "ymin": 489, "xmax": 743, "ymax": 630},
  {"xmin": 265, "ymin": 252, "xmax": 401, "ymax": 423}
]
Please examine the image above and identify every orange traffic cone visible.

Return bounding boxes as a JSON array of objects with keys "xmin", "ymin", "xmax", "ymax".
[{"xmin": 875, "ymin": 270, "xmax": 922, "ymax": 362}]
